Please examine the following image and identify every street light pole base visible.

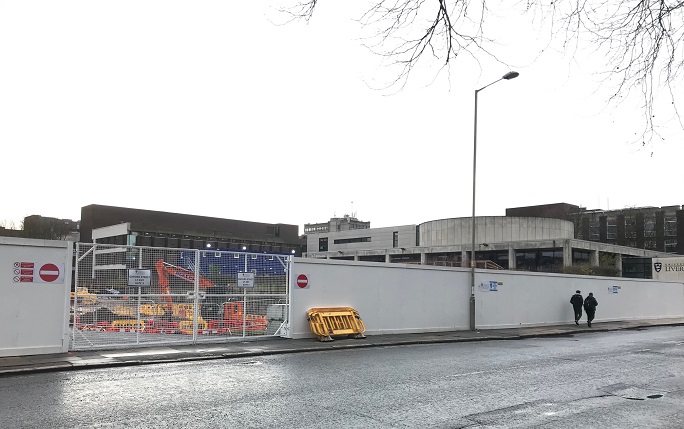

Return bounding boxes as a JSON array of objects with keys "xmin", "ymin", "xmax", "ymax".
[{"xmin": 469, "ymin": 294, "xmax": 476, "ymax": 330}]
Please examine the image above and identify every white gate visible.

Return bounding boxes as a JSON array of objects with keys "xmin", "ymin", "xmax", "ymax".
[{"xmin": 71, "ymin": 243, "xmax": 290, "ymax": 350}]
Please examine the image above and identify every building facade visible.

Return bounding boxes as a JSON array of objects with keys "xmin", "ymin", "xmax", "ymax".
[
  {"xmin": 506, "ymin": 203, "xmax": 684, "ymax": 255},
  {"xmin": 303, "ymin": 214, "xmax": 370, "ymax": 235},
  {"xmin": 81, "ymin": 204, "xmax": 305, "ymax": 255},
  {"xmin": 304, "ymin": 216, "xmax": 671, "ymax": 278}
]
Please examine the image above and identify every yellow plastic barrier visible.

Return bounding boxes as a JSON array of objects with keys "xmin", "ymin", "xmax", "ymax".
[
  {"xmin": 172, "ymin": 304, "xmax": 196, "ymax": 319},
  {"xmin": 111, "ymin": 320, "xmax": 146, "ymax": 331},
  {"xmin": 112, "ymin": 305, "xmax": 135, "ymax": 317},
  {"xmin": 140, "ymin": 304, "xmax": 166, "ymax": 316},
  {"xmin": 306, "ymin": 307, "xmax": 366, "ymax": 342},
  {"xmin": 179, "ymin": 317, "xmax": 208, "ymax": 331}
]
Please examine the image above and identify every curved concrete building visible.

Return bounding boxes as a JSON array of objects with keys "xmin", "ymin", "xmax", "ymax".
[
  {"xmin": 419, "ymin": 217, "xmax": 574, "ymax": 247},
  {"xmin": 304, "ymin": 215, "xmax": 669, "ymax": 276}
]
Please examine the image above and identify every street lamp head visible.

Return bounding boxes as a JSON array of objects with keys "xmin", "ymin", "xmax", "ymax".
[{"xmin": 503, "ymin": 71, "xmax": 519, "ymax": 80}]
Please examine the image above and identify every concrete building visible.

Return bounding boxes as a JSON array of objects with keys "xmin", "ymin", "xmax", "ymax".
[
  {"xmin": 304, "ymin": 216, "xmax": 671, "ymax": 278},
  {"xmin": 304, "ymin": 214, "xmax": 370, "ymax": 234},
  {"xmin": 80, "ymin": 204, "xmax": 306, "ymax": 255}
]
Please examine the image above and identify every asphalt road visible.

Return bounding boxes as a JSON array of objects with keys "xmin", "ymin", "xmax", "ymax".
[{"xmin": 2, "ymin": 326, "xmax": 684, "ymax": 428}]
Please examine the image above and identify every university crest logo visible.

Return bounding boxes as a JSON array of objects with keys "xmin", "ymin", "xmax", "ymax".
[{"xmin": 654, "ymin": 262, "xmax": 662, "ymax": 273}]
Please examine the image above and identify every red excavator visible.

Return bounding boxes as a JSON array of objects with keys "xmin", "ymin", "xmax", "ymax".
[
  {"xmin": 154, "ymin": 259, "xmax": 215, "ymax": 306},
  {"xmin": 153, "ymin": 259, "xmax": 267, "ymax": 333}
]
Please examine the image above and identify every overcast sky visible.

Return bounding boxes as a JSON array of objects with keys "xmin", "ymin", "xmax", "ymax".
[{"xmin": 1, "ymin": 1, "xmax": 683, "ymax": 233}]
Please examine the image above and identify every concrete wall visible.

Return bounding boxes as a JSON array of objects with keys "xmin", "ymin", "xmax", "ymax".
[
  {"xmin": 290, "ymin": 258, "xmax": 684, "ymax": 338},
  {"xmin": 290, "ymin": 258, "xmax": 471, "ymax": 339},
  {"xmin": 419, "ymin": 217, "xmax": 574, "ymax": 247},
  {"xmin": 0, "ymin": 237, "xmax": 72, "ymax": 357},
  {"xmin": 652, "ymin": 256, "xmax": 684, "ymax": 282}
]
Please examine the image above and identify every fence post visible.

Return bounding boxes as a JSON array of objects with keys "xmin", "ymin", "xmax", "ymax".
[{"xmin": 193, "ymin": 249, "xmax": 200, "ymax": 343}]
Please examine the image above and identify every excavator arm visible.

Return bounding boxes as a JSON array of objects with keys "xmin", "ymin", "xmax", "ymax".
[{"xmin": 154, "ymin": 259, "xmax": 215, "ymax": 305}]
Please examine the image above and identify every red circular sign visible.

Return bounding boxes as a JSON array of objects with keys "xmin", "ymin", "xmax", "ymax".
[
  {"xmin": 39, "ymin": 263, "xmax": 60, "ymax": 282},
  {"xmin": 296, "ymin": 274, "xmax": 308, "ymax": 288}
]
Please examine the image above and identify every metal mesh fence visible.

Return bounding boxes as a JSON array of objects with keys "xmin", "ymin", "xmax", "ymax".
[{"xmin": 71, "ymin": 243, "xmax": 290, "ymax": 350}]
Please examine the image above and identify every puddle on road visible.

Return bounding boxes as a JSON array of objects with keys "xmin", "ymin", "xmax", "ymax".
[
  {"xmin": 623, "ymin": 393, "xmax": 664, "ymax": 401},
  {"xmin": 237, "ymin": 360, "xmax": 263, "ymax": 366}
]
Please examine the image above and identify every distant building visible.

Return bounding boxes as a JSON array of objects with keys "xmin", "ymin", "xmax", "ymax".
[
  {"xmin": 0, "ymin": 216, "xmax": 79, "ymax": 241},
  {"xmin": 304, "ymin": 215, "xmax": 670, "ymax": 278},
  {"xmin": 80, "ymin": 204, "xmax": 305, "ymax": 255},
  {"xmin": 506, "ymin": 203, "xmax": 684, "ymax": 255},
  {"xmin": 304, "ymin": 214, "xmax": 371, "ymax": 234},
  {"xmin": 0, "ymin": 226, "xmax": 22, "ymax": 238}
]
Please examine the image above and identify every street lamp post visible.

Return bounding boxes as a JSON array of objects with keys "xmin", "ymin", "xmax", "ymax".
[{"xmin": 470, "ymin": 71, "xmax": 519, "ymax": 331}]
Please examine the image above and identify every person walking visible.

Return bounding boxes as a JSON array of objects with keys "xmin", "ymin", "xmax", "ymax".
[
  {"xmin": 583, "ymin": 292, "xmax": 599, "ymax": 327},
  {"xmin": 570, "ymin": 290, "xmax": 584, "ymax": 325}
]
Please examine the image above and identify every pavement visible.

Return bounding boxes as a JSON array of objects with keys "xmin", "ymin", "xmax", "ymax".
[{"xmin": 2, "ymin": 317, "xmax": 684, "ymax": 377}]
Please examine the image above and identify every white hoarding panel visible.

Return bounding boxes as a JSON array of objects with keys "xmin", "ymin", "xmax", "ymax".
[{"xmin": 0, "ymin": 238, "xmax": 72, "ymax": 357}]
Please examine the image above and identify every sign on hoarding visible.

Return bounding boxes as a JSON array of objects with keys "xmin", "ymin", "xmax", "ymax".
[
  {"xmin": 652, "ymin": 257, "xmax": 684, "ymax": 282},
  {"xmin": 128, "ymin": 269, "xmax": 151, "ymax": 286},
  {"xmin": 478, "ymin": 281, "xmax": 503, "ymax": 292},
  {"xmin": 296, "ymin": 274, "xmax": 309, "ymax": 289},
  {"xmin": 11, "ymin": 261, "xmax": 65, "ymax": 284},
  {"xmin": 237, "ymin": 272, "xmax": 255, "ymax": 288}
]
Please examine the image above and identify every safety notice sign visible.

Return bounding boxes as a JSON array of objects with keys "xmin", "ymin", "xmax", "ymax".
[
  {"xmin": 128, "ymin": 269, "xmax": 151, "ymax": 287},
  {"xmin": 12, "ymin": 261, "xmax": 65, "ymax": 284},
  {"xmin": 237, "ymin": 272, "xmax": 255, "ymax": 288}
]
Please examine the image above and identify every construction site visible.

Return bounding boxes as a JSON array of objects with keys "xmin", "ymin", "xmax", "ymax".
[{"xmin": 70, "ymin": 243, "xmax": 291, "ymax": 350}]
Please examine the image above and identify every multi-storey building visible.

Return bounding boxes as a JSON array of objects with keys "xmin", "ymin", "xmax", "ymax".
[
  {"xmin": 506, "ymin": 203, "xmax": 684, "ymax": 255},
  {"xmin": 80, "ymin": 204, "xmax": 306, "ymax": 255}
]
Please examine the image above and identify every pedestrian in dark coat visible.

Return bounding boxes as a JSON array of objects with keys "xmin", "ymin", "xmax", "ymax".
[
  {"xmin": 583, "ymin": 292, "xmax": 599, "ymax": 327},
  {"xmin": 570, "ymin": 290, "xmax": 584, "ymax": 325}
]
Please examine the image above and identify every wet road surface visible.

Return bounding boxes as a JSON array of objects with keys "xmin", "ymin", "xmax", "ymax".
[{"xmin": 1, "ymin": 326, "xmax": 683, "ymax": 428}]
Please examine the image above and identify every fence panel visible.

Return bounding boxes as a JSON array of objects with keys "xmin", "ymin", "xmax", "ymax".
[{"xmin": 71, "ymin": 243, "xmax": 290, "ymax": 351}]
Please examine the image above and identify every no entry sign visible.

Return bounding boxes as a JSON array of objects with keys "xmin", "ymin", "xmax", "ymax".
[
  {"xmin": 11, "ymin": 261, "xmax": 64, "ymax": 284},
  {"xmin": 39, "ymin": 263, "xmax": 60, "ymax": 282},
  {"xmin": 296, "ymin": 274, "xmax": 309, "ymax": 289}
]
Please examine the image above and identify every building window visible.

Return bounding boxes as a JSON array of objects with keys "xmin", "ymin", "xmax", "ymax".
[
  {"xmin": 572, "ymin": 250, "xmax": 591, "ymax": 264},
  {"xmin": 333, "ymin": 237, "xmax": 371, "ymax": 244},
  {"xmin": 516, "ymin": 251, "xmax": 537, "ymax": 271},
  {"xmin": 319, "ymin": 237, "xmax": 328, "ymax": 252},
  {"xmin": 126, "ymin": 234, "xmax": 137, "ymax": 246},
  {"xmin": 625, "ymin": 217, "xmax": 637, "ymax": 239},
  {"xmin": 516, "ymin": 249, "xmax": 562, "ymax": 271},
  {"xmin": 665, "ymin": 216, "xmax": 677, "ymax": 237},
  {"xmin": 479, "ymin": 251, "xmax": 509, "ymax": 269},
  {"xmin": 622, "ymin": 257, "xmax": 652, "ymax": 279},
  {"xmin": 644, "ymin": 218, "xmax": 656, "ymax": 238},
  {"xmin": 665, "ymin": 239, "xmax": 677, "ymax": 253},
  {"xmin": 538, "ymin": 249, "xmax": 563, "ymax": 270},
  {"xmin": 644, "ymin": 239, "xmax": 657, "ymax": 250},
  {"xmin": 393, "ymin": 231, "xmax": 399, "ymax": 248},
  {"xmin": 589, "ymin": 221, "xmax": 600, "ymax": 241}
]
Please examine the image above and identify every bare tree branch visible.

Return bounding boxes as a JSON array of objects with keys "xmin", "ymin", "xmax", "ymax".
[
  {"xmin": 280, "ymin": 0, "xmax": 319, "ymax": 22},
  {"xmin": 284, "ymin": 0, "xmax": 501, "ymax": 90},
  {"xmin": 284, "ymin": 0, "xmax": 684, "ymax": 145},
  {"xmin": 520, "ymin": 0, "xmax": 684, "ymax": 145}
]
